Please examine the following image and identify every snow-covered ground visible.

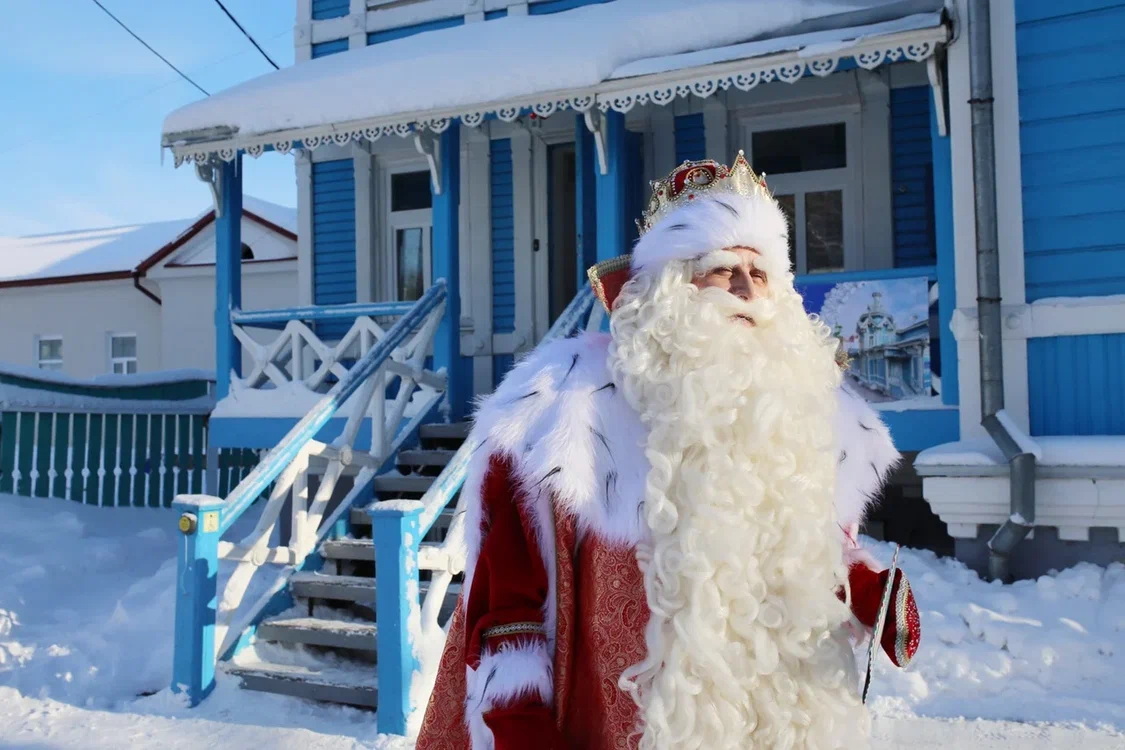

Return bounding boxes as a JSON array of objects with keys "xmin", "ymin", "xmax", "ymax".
[{"xmin": 1, "ymin": 492, "xmax": 1123, "ymax": 748}]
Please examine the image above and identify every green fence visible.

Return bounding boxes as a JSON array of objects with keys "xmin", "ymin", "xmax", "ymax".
[{"xmin": 0, "ymin": 368, "xmax": 258, "ymax": 507}]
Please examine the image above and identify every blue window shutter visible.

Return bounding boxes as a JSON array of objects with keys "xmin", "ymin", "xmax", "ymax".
[
  {"xmin": 490, "ymin": 139, "xmax": 515, "ymax": 336},
  {"xmin": 311, "ymin": 0, "xmax": 349, "ymax": 20},
  {"xmin": 890, "ymin": 86, "xmax": 936, "ymax": 267},
  {"xmin": 485, "ymin": 9, "xmax": 508, "ymax": 19},
  {"xmin": 367, "ymin": 17, "xmax": 463, "ymax": 45},
  {"xmin": 311, "ymin": 39, "xmax": 348, "ymax": 58},
  {"xmin": 312, "ymin": 160, "xmax": 356, "ymax": 340},
  {"xmin": 674, "ymin": 113, "xmax": 706, "ymax": 163}
]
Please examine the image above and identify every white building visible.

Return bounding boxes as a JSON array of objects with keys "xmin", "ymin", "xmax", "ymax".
[{"xmin": 0, "ymin": 198, "xmax": 297, "ymax": 378}]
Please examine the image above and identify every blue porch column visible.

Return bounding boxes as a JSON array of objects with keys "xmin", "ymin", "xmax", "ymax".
[
  {"xmin": 575, "ymin": 115, "xmax": 598, "ymax": 285},
  {"xmin": 931, "ymin": 106, "xmax": 959, "ymax": 406},
  {"xmin": 171, "ymin": 497, "xmax": 224, "ymax": 704},
  {"xmin": 595, "ymin": 111, "xmax": 629, "ymax": 262},
  {"xmin": 432, "ymin": 124, "xmax": 469, "ymax": 420},
  {"xmin": 214, "ymin": 156, "xmax": 243, "ymax": 400},
  {"xmin": 369, "ymin": 501, "xmax": 423, "ymax": 736}
]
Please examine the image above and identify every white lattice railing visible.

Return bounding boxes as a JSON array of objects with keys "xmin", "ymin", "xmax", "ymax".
[
  {"xmin": 171, "ymin": 282, "xmax": 449, "ymax": 704},
  {"xmin": 230, "ymin": 300, "xmax": 433, "ymax": 396}
]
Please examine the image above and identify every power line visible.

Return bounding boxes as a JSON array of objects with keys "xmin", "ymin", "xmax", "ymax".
[
  {"xmin": 212, "ymin": 0, "xmax": 280, "ymax": 70},
  {"xmin": 89, "ymin": 0, "xmax": 210, "ymax": 97}
]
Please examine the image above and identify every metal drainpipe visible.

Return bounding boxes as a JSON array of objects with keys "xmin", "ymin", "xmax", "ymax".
[{"xmin": 967, "ymin": 0, "xmax": 1036, "ymax": 581}]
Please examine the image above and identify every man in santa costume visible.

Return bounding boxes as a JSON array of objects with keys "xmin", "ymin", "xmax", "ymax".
[{"xmin": 418, "ymin": 152, "xmax": 920, "ymax": 750}]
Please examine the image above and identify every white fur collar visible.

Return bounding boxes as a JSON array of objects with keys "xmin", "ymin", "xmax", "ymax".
[{"xmin": 458, "ymin": 332, "xmax": 901, "ymax": 580}]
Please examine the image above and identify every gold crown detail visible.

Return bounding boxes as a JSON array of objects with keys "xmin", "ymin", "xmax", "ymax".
[{"xmin": 637, "ymin": 150, "xmax": 773, "ymax": 236}]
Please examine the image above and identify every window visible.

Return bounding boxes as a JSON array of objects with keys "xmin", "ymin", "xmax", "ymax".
[
  {"xmin": 241, "ymin": 242, "xmax": 255, "ymax": 260},
  {"xmin": 109, "ymin": 334, "xmax": 137, "ymax": 375},
  {"xmin": 37, "ymin": 337, "xmax": 63, "ymax": 371},
  {"xmin": 388, "ymin": 169, "xmax": 433, "ymax": 301},
  {"xmin": 748, "ymin": 119, "xmax": 856, "ymax": 275}
]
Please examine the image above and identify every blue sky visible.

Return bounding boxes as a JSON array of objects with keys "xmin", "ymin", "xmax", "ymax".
[{"xmin": 0, "ymin": 0, "xmax": 298, "ymax": 237}]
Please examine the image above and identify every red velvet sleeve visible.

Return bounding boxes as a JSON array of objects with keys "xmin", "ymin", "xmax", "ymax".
[
  {"xmin": 841, "ymin": 529, "xmax": 921, "ymax": 669},
  {"xmin": 463, "ymin": 455, "xmax": 562, "ymax": 749}
]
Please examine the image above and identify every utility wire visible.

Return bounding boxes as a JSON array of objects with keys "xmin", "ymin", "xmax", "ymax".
[
  {"xmin": 89, "ymin": 0, "xmax": 210, "ymax": 96},
  {"xmin": 212, "ymin": 0, "xmax": 280, "ymax": 70}
]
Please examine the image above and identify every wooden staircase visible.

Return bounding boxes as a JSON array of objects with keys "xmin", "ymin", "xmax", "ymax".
[{"xmin": 223, "ymin": 421, "xmax": 470, "ymax": 708}]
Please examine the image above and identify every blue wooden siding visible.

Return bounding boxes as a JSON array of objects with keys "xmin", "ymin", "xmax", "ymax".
[
  {"xmin": 311, "ymin": 39, "xmax": 348, "ymax": 58},
  {"xmin": 890, "ymin": 86, "xmax": 936, "ymax": 267},
  {"xmin": 1016, "ymin": 1, "xmax": 1125, "ymax": 301},
  {"xmin": 490, "ymin": 139, "xmax": 516, "ymax": 335},
  {"xmin": 311, "ymin": 0, "xmax": 349, "ymax": 20},
  {"xmin": 485, "ymin": 9, "xmax": 508, "ymax": 20},
  {"xmin": 674, "ymin": 114, "xmax": 706, "ymax": 163},
  {"xmin": 312, "ymin": 160, "xmax": 356, "ymax": 339},
  {"xmin": 1028, "ymin": 334, "xmax": 1125, "ymax": 435},
  {"xmin": 368, "ymin": 16, "xmax": 463, "ymax": 45},
  {"xmin": 491, "ymin": 139, "xmax": 515, "ymax": 384},
  {"xmin": 529, "ymin": 0, "xmax": 614, "ymax": 14}
]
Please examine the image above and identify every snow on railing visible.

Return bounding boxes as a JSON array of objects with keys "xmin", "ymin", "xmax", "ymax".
[
  {"xmin": 170, "ymin": 281, "xmax": 449, "ymax": 706},
  {"xmin": 390, "ymin": 286, "xmax": 599, "ymax": 731}
]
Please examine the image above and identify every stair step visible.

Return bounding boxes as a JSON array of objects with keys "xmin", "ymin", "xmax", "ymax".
[
  {"xmin": 225, "ymin": 662, "xmax": 378, "ymax": 708},
  {"xmin": 290, "ymin": 572, "xmax": 457, "ymax": 604},
  {"xmin": 350, "ymin": 504, "xmax": 455, "ymax": 528},
  {"xmin": 373, "ymin": 475, "xmax": 435, "ymax": 495},
  {"xmin": 290, "ymin": 572, "xmax": 375, "ymax": 604},
  {"xmin": 256, "ymin": 616, "xmax": 377, "ymax": 652},
  {"xmin": 320, "ymin": 537, "xmax": 449, "ymax": 569},
  {"xmin": 419, "ymin": 422, "xmax": 470, "ymax": 440},
  {"xmin": 397, "ymin": 448, "xmax": 457, "ymax": 468}
]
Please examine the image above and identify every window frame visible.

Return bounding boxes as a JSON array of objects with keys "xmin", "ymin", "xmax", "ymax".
[
  {"xmin": 108, "ymin": 332, "xmax": 138, "ymax": 375},
  {"xmin": 35, "ymin": 335, "xmax": 63, "ymax": 371},
  {"xmin": 382, "ymin": 163, "xmax": 434, "ymax": 302},
  {"xmin": 742, "ymin": 107, "xmax": 863, "ymax": 275}
]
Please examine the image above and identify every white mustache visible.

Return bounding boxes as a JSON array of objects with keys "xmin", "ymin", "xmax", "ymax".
[{"xmin": 695, "ymin": 288, "xmax": 779, "ymax": 326}]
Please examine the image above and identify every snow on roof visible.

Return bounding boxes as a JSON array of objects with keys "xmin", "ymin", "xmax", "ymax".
[
  {"xmin": 606, "ymin": 9, "xmax": 941, "ymax": 80},
  {"xmin": 162, "ymin": 0, "xmax": 945, "ymax": 157},
  {"xmin": 0, "ymin": 198, "xmax": 296, "ymax": 284}
]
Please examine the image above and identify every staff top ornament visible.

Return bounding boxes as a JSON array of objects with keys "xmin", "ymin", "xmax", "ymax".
[{"xmin": 636, "ymin": 150, "xmax": 774, "ymax": 237}]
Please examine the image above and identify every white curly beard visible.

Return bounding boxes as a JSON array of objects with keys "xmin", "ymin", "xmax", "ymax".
[{"xmin": 608, "ymin": 261, "xmax": 870, "ymax": 750}]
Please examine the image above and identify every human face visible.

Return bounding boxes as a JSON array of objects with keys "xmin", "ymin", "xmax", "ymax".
[{"xmin": 690, "ymin": 246, "xmax": 769, "ymax": 325}]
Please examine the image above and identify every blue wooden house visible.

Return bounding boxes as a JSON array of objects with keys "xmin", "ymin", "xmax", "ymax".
[{"xmin": 158, "ymin": 0, "xmax": 1125, "ymax": 733}]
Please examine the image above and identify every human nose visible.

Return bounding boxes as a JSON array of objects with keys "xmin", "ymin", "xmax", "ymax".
[{"xmin": 731, "ymin": 267, "xmax": 755, "ymax": 301}]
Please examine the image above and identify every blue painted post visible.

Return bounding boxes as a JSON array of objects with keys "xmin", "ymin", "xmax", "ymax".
[
  {"xmin": 369, "ymin": 501, "xmax": 423, "ymax": 736},
  {"xmin": 432, "ymin": 123, "xmax": 468, "ymax": 421},
  {"xmin": 171, "ymin": 496, "xmax": 224, "ymax": 704},
  {"xmin": 595, "ymin": 110, "xmax": 628, "ymax": 263},
  {"xmin": 575, "ymin": 115, "xmax": 598, "ymax": 287},
  {"xmin": 930, "ymin": 105, "xmax": 959, "ymax": 407},
  {"xmin": 214, "ymin": 156, "xmax": 244, "ymax": 401}
]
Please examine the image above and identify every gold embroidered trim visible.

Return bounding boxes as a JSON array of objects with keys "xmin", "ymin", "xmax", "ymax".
[
  {"xmin": 894, "ymin": 577, "xmax": 913, "ymax": 667},
  {"xmin": 586, "ymin": 254, "xmax": 632, "ymax": 313},
  {"xmin": 482, "ymin": 621, "xmax": 546, "ymax": 641}
]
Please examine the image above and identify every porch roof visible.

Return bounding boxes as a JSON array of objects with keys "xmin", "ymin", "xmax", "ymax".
[{"xmin": 162, "ymin": 0, "xmax": 947, "ymax": 167}]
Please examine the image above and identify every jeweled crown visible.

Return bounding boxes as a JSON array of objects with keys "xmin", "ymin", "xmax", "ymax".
[{"xmin": 637, "ymin": 150, "xmax": 773, "ymax": 236}]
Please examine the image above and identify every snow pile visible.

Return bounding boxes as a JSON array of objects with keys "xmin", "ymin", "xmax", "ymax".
[
  {"xmin": 2, "ymin": 493, "xmax": 1123, "ymax": 748},
  {"xmin": 864, "ymin": 540, "xmax": 1125, "ymax": 728},
  {"xmin": 165, "ymin": 0, "xmax": 892, "ymax": 139}
]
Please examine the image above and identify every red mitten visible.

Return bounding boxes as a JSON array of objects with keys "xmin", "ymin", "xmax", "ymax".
[
  {"xmin": 847, "ymin": 563, "xmax": 921, "ymax": 668},
  {"xmin": 484, "ymin": 701, "xmax": 564, "ymax": 750}
]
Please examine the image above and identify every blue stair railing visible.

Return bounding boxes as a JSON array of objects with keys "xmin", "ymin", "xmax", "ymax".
[
  {"xmin": 387, "ymin": 286, "xmax": 600, "ymax": 733},
  {"xmin": 171, "ymin": 280, "xmax": 449, "ymax": 706}
]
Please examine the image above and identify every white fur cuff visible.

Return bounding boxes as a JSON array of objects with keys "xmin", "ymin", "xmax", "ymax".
[{"xmin": 465, "ymin": 640, "xmax": 554, "ymax": 750}]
